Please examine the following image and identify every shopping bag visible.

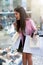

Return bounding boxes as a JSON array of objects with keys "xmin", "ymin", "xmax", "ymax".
[
  {"xmin": 30, "ymin": 35, "xmax": 40, "ymax": 48},
  {"xmin": 12, "ymin": 32, "xmax": 19, "ymax": 43},
  {"xmin": 11, "ymin": 32, "xmax": 20, "ymax": 52}
]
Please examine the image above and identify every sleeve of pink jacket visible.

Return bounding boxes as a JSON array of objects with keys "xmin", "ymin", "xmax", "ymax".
[
  {"xmin": 25, "ymin": 18, "xmax": 37, "ymax": 35},
  {"xmin": 30, "ymin": 19, "xmax": 37, "ymax": 31}
]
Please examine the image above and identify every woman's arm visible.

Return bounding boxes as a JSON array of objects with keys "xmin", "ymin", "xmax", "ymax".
[{"xmin": 30, "ymin": 19, "xmax": 37, "ymax": 35}]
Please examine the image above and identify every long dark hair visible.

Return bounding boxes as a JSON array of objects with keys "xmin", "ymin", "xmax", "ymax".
[{"xmin": 14, "ymin": 6, "xmax": 28, "ymax": 32}]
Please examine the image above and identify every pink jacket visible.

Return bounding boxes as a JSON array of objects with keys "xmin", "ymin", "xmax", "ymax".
[
  {"xmin": 25, "ymin": 18, "xmax": 37, "ymax": 35},
  {"xmin": 20, "ymin": 18, "xmax": 37, "ymax": 41}
]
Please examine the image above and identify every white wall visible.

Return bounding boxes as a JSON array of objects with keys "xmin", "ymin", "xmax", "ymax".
[{"xmin": 31, "ymin": 0, "xmax": 40, "ymax": 23}]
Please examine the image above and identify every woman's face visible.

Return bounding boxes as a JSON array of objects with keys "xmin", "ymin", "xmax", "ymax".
[{"xmin": 14, "ymin": 11, "xmax": 20, "ymax": 20}]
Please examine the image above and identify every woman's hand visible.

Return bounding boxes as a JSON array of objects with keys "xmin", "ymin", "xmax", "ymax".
[
  {"xmin": 13, "ymin": 22, "xmax": 17, "ymax": 27},
  {"xmin": 31, "ymin": 31, "xmax": 37, "ymax": 38},
  {"xmin": 33, "ymin": 31, "xmax": 37, "ymax": 38},
  {"xmin": 13, "ymin": 22, "xmax": 17, "ymax": 30}
]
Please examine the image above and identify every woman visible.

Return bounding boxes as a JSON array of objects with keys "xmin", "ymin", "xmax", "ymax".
[{"xmin": 14, "ymin": 6, "xmax": 37, "ymax": 65}]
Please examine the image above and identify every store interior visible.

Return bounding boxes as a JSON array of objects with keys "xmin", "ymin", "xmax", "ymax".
[{"xmin": 0, "ymin": 0, "xmax": 43, "ymax": 65}]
